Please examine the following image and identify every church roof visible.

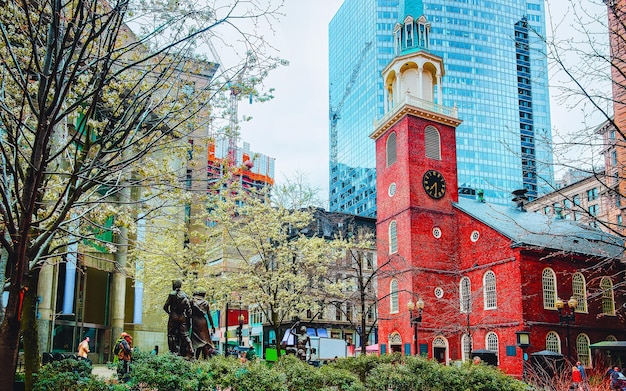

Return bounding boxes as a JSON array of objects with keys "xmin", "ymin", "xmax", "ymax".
[{"xmin": 454, "ymin": 197, "xmax": 625, "ymax": 259}]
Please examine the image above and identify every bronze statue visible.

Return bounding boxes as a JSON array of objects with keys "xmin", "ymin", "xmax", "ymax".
[
  {"xmin": 191, "ymin": 289, "xmax": 216, "ymax": 359},
  {"xmin": 163, "ymin": 279, "xmax": 194, "ymax": 358},
  {"xmin": 289, "ymin": 321, "xmax": 311, "ymax": 361}
]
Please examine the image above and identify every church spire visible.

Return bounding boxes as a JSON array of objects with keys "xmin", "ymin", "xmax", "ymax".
[
  {"xmin": 398, "ymin": 0, "xmax": 424, "ymax": 23},
  {"xmin": 394, "ymin": 0, "xmax": 429, "ymax": 54}
]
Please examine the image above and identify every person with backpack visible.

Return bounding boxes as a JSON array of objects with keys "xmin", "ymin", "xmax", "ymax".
[{"xmin": 114, "ymin": 332, "xmax": 133, "ymax": 382}]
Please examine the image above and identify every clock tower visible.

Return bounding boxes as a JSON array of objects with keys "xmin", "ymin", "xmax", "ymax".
[{"xmin": 370, "ymin": 1, "xmax": 462, "ymax": 356}]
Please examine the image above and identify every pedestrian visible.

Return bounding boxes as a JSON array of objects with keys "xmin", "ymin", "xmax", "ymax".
[
  {"xmin": 77, "ymin": 336, "xmax": 91, "ymax": 365},
  {"xmin": 610, "ymin": 366, "xmax": 623, "ymax": 390},
  {"xmin": 576, "ymin": 361, "xmax": 588, "ymax": 391},
  {"xmin": 245, "ymin": 345, "xmax": 257, "ymax": 361},
  {"xmin": 115, "ymin": 332, "xmax": 133, "ymax": 382},
  {"xmin": 572, "ymin": 365, "xmax": 582, "ymax": 391}
]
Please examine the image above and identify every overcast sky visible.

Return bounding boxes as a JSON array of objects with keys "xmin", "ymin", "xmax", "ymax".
[{"xmin": 236, "ymin": 1, "xmax": 608, "ymax": 204}]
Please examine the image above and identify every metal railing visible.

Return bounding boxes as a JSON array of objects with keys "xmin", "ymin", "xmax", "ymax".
[{"xmin": 375, "ymin": 94, "xmax": 458, "ymax": 129}]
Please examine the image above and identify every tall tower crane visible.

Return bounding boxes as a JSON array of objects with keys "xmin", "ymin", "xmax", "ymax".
[{"xmin": 329, "ymin": 41, "xmax": 373, "ymax": 165}]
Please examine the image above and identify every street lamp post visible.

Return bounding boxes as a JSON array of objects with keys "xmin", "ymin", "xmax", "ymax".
[
  {"xmin": 515, "ymin": 330, "xmax": 531, "ymax": 380},
  {"xmin": 407, "ymin": 298, "xmax": 424, "ymax": 356},
  {"xmin": 237, "ymin": 298, "xmax": 245, "ymax": 348},
  {"xmin": 555, "ymin": 296, "xmax": 578, "ymax": 359}
]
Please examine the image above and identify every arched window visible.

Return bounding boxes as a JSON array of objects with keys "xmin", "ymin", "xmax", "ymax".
[
  {"xmin": 461, "ymin": 334, "xmax": 472, "ymax": 362},
  {"xmin": 576, "ymin": 334, "xmax": 591, "ymax": 366},
  {"xmin": 601, "ymin": 277, "xmax": 615, "ymax": 316},
  {"xmin": 390, "ymin": 279, "xmax": 399, "ymax": 314},
  {"xmin": 572, "ymin": 272, "xmax": 587, "ymax": 313},
  {"xmin": 425, "ymin": 126, "xmax": 441, "ymax": 160},
  {"xmin": 542, "ymin": 268, "xmax": 557, "ymax": 309},
  {"xmin": 486, "ymin": 332, "xmax": 499, "ymax": 356},
  {"xmin": 483, "ymin": 271, "xmax": 497, "ymax": 310},
  {"xmin": 386, "ymin": 132, "xmax": 397, "ymax": 167},
  {"xmin": 389, "ymin": 220, "xmax": 398, "ymax": 254},
  {"xmin": 607, "ymin": 335, "xmax": 618, "ymax": 342},
  {"xmin": 460, "ymin": 277, "xmax": 471, "ymax": 313},
  {"xmin": 546, "ymin": 331, "xmax": 561, "ymax": 353}
]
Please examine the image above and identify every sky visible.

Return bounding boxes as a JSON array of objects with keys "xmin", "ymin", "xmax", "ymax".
[
  {"xmin": 236, "ymin": 1, "xmax": 343, "ymax": 200},
  {"xmin": 236, "ymin": 1, "xmax": 609, "ymax": 204}
]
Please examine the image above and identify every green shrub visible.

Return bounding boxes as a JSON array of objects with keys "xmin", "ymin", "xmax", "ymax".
[
  {"xmin": 318, "ymin": 365, "xmax": 365, "ymax": 391},
  {"xmin": 274, "ymin": 355, "xmax": 325, "ymax": 391},
  {"xmin": 126, "ymin": 351, "xmax": 201, "ymax": 391},
  {"xmin": 33, "ymin": 359, "xmax": 115, "ymax": 391}
]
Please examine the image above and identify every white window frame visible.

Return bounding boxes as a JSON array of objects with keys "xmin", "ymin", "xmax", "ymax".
[
  {"xmin": 576, "ymin": 334, "xmax": 591, "ymax": 367},
  {"xmin": 572, "ymin": 272, "xmax": 587, "ymax": 313},
  {"xmin": 460, "ymin": 277, "xmax": 471, "ymax": 313},
  {"xmin": 601, "ymin": 277, "xmax": 616, "ymax": 316},
  {"xmin": 389, "ymin": 220, "xmax": 398, "ymax": 254},
  {"xmin": 546, "ymin": 331, "xmax": 561, "ymax": 353},
  {"xmin": 390, "ymin": 279, "xmax": 399, "ymax": 314},
  {"xmin": 483, "ymin": 271, "xmax": 497, "ymax": 310},
  {"xmin": 486, "ymin": 332, "xmax": 499, "ymax": 358},
  {"xmin": 542, "ymin": 268, "xmax": 557, "ymax": 309}
]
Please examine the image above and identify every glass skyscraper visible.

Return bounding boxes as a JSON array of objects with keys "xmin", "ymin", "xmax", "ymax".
[{"xmin": 329, "ymin": 0, "xmax": 554, "ymax": 217}]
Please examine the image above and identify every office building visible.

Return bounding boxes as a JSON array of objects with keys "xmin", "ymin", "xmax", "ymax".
[{"xmin": 329, "ymin": 0, "xmax": 554, "ymax": 217}]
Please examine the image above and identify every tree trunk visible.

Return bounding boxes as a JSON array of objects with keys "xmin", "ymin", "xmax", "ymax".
[
  {"xmin": 0, "ymin": 277, "xmax": 24, "ymax": 391},
  {"xmin": 21, "ymin": 270, "xmax": 42, "ymax": 391}
]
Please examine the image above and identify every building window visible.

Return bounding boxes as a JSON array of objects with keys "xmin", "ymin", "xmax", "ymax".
[
  {"xmin": 386, "ymin": 132, "xmax": 397, "ymax": 167},
  {"xmin": 461, "ymin": 334, "xmax": 471, "ymax": 362},
  {"xmin": 390, "ymin": 279, "xmax": 399, "ymax": 314},
  {"xmin": 612, "ymin": 150, "xmax": 618, "ymax": 166},
  {"xmin": 572, "ymin": 273, "xmax": 587, "ymax": 313},
  {"xmin": 389, "ymin": 220, "xmax": 398, "ymax": 254},
  {"xmin": 573, "ymin": 195, "xmax": 581, "ymax": 206},
  {"xmin": 425, "ymin": 125, "xmax": 441, "ymax": 160},
  {"xmin": 546, "ymin": 331, "xmax": 561, "ymax": 353},
  {"xmin": 587, "ymin": 188, "xmax": 598, "ymax": 201},
  {"xmin": 483, "ymin": 271, "xmax": 497, "ymax": 310},
  {"xmin": 486, "ymin": 332, "xmax": 499, "ymax": 356},
  {"xmin": 542, "ymin": 268, "xmax": 557, "ymax": 309},
  {"xmin": 589, "ymin": 204, "xmax": 598, "ymax": 216},
  {"xmin": 460, "ymin": 277, "xmax": 471, "ymax": 313},
  {"xmin": 576, "ymin": 334, "xmax": 591, "ymax": 366},
  {"xmin": 601, "ymin": 277, "xmax": 615, "ymax": 316}
]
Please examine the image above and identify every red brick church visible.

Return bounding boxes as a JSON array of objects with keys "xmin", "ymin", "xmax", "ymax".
[{"xmin": 371, "ymin": 6, "xmax": 626, "ymax": 377}]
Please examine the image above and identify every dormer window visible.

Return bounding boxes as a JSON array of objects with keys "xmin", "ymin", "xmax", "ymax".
[{"xmin": 405, "ymin": 23, "xmax": 413, "ymax": 48}]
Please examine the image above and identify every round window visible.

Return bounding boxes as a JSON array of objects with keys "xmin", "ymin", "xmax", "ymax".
[
  {"xmin": 434, "ymin": 287, "xmax": 444, "ymax": 298},
  {"xmin": 432, "ymin": 227, "xmax": 442, "ymax": 239},
  {"xmin": 470, "ymin": 230, "xmax": 480, "ymax": 242},
  {"xmin": 388, "ymin": 182, "xmax": 397, "ymax": 197}
]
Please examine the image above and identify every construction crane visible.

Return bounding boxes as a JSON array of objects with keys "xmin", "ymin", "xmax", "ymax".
[
  {"xmin": 205, "ymin": 38, "xmax": 247, "ymax": 163},
  {"xmin": 329, "ymin": 41, "xmax": 373, "ymax": 164}
]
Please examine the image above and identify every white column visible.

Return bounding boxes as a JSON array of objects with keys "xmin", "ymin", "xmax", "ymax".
[
  {"xmin": 437, "ymin": 73, "xmax": 442, "ymax": 105},
  {"xmin": 418, "ymin": 68, "xmax": 424, "ymax": 100}
]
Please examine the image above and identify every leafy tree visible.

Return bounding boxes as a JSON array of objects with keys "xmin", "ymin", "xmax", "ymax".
[
  {"xmin": 326, "ymin": 226, "xmax": 410, "ymax": 354},
  {"xmin": 0, "ymin": 0, "xmax": 284, "ymax": 388},
  {"xmin": 202, "ymin": 177, "xmax": 338, "ymax": 357}
]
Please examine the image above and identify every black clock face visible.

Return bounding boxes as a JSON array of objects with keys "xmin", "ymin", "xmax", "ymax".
[{"xmin": 422, "ymin": 170, "xmax": 446, "ymax": 199}]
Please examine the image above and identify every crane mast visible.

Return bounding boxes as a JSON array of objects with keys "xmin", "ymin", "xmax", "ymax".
[{"xmin": 329, "ymin": 41, "xmax": 372, "ymax": 164}]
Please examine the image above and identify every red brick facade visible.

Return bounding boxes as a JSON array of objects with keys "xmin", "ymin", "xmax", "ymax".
[{"xmin": 373, "ymin": 107, "xmax": 626, "ymax": 377}]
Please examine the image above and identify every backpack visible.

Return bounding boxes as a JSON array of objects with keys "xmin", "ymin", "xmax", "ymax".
[{"xmin": 113, "ymin": 338, "xmax": 124, "ymax": 355}]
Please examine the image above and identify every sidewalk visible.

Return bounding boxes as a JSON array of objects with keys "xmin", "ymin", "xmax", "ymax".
[{"xmin": 92, "ymin": 364, "xmax": 117, "ymax": 380}]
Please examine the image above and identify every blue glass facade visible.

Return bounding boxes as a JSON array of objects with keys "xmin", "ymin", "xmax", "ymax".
[{"xmin": 329, "ymin": 0, "xmax": 554, "ymax": 217}]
